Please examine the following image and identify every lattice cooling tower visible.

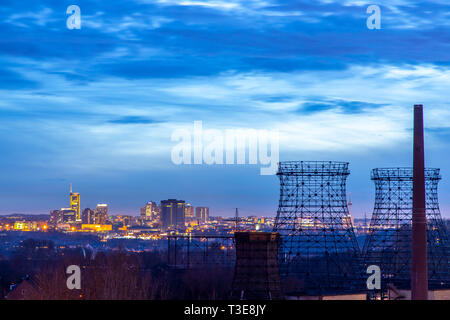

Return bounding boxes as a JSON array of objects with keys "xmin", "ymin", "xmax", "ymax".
[
  {"xmin": 363, "ymin": 168, "xmax": 450, "ymax": 291},
  {"xmin": 273, "ymin": 161, "xmax": 363, "ymax": 295}
]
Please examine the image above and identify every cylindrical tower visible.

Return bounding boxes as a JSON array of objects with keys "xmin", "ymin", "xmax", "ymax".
[
  {"xmin": 273, "ymin": 161, "xmax": 363, "ymax": 295},
  {"xmin": 231, "ymin": 232, "xmax": 283, "ymax": 300},
  {"xmin": 363, "ymin": 168, "xmax": 450, "ymax": 292},
  {"xmin": 412, "ymin": 104, "xmax": 428, "ymax": 300}
]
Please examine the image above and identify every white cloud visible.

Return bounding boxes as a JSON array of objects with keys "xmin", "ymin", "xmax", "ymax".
[
  {"xmin": 5, "ymin": 7, "xmax": 54, "ymax": 27},
  {"xmin": 2, "ymin": 62, "xmax": 450, "ymax": 173},
  {"xmin": 81, "ymin": 12, "xmax": 174, "ymax": 40},
  {"xmin": 149, "ymin": 0, "xmax": 271, "ymax": 10}
]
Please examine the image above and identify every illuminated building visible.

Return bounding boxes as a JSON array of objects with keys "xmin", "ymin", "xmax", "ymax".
[
  {"xmin": 95, "ymin": 204, "xmax": 109, "ymax": 224},
  {"xmin": 342, "ymin": 215, "xmax": 354, "ymax": 229},
  {"xmin": 298, "ymin": 216, "xmax": 314, "ymax": 228},
  {"xmin": 145, "ymin": 202, "xmax": 154, "ymax": 219},
  {"xmin": 81, "ymin": 224, "xmax": 112, "ymax": 232},
  {"xmin": 112, "ymin": 215, "xmax": 132, "ymax": 227},
  {"xmin": 69, "ymin": 184, "xmax": 81, "ymax": 222},
  {"xmin": 49, "ymin": 209, "xmax": 62, "ymax": 226},
  {"xmin": 82, "ymin": 208, "xmax": 94, "ymax": 224},
  {"xmin": 195, "ymin": 207, "xmax": 209, "ymax": 223},
  {"xmin": 161, "ymin": 199, "xmax": 185, "ymax": 231},
  {"xmin": 61, "ymin": 208, "xmax": 77, "ymax": 223},
  {"xmin": 140, "ymin": 201, "xmax": 159, "ymax": 221},
  {"xmin": 14, "ymin": 221, "xmax": 29, "ymax": 231},
  {"xmin": 185, "ymin": 203, "xmax": 195, "ymax": 219}
]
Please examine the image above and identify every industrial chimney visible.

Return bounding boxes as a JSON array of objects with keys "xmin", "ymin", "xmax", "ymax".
[{"xmin": 411, "ymin": 104, "xmax": 428, "ymax": 300}]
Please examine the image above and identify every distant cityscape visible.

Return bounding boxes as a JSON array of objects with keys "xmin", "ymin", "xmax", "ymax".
[
  {"xmin": 0, "ymin": 184, "xmax": 414, "ymax": 240},
  {"xmin": 0, "ymin": 185, "xmax": 276, "ymax": 239}
]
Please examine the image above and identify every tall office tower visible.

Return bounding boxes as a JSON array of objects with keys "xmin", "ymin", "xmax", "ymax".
[
  {"xmin": 82, "ymin": 208, "xmax": 94, "ymax": 224},
  {"xmin": 148, "ymin": 201, "xmax": 159, "ymax": 220},
  {"xmin": 95, "ymin": 204, "xmax": 109, "ymax": 224},
  {"xmin": 160, "ymin": 199, "xmax": 185, "ymax": 231},
  {"xmin": 69, "ymin": 184, "xmax": 81, "ymax": 222},
  {"xmin": 49, "ymin": 209, "xmax": 62, "ymax": 226},
  {"xmin": 273, "ymin": 161, "xmax": 363, "ymax": 295},
  {"xmin": 140, "ymin": 201, "xmax": 159, "ymax": 221},
  {"xmin": 140, "ymin": 206, "xmax": 146, "ymax": 218},
  {"xmin": 363, "ymin": 168, "xmax": 450, "ymax": 294},
  {"xmin": 153, "ymin": 203, "xmax": 161, "ymax": 222},
  {"xmin": 185, "ymin": 203, "xmax": 195, "ymax": 219},
  {"xmin": 195, "ymin": 207, "xmax": 210, "ymax": 223},
  {"xmin": 143, "ymin": 203, "xmax": 152, "ymax": 220}
]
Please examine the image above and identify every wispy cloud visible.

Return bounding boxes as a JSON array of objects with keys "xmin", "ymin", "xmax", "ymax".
[
  {"xmin": 108, "ymin": 116, "xmax": 162, "ymax": 124},
  {"xmin": 0, "ymin": 0, "xmax": 449, "ymax": 215},
  {"xmin": 5, "ymin": 7, "xmax": 54, "ymax": 28}
]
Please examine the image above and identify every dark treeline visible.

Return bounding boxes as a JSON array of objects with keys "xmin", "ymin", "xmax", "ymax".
[{"xmin": 0, "ymin": 238, "xmax": 233, "ymax": 300}]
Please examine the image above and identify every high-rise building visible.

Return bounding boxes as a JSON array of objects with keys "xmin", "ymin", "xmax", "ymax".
[
  {"xmin": 70, "ymin": 184, "xmax": 81, "ymax": 222},
  {"xmin": 95, "ymin": 204, "xmax": 109, "ymax": 224},
  {"xmin": 140, "ymin": 201, "xmax": 159, "ymax": 222},
  {"xmin": 61, "ymin": 208, "xmax": 77, "ymax": 223},
  {"xmin": 82, "ymin": 208, "xmax": 94, "ymax": 224},
  {"xmin": 195, "ymin": 207, "xmax": 209, "ymax": 223},
  {"xmin": 145, "ymin": 202, "xmax": 153, "ymax": 219},
  {"xmin": 140, "ymin": 206, "xmax": 146, "ymax": 218},
  {"xmin": 185, "ymin": 203, "xmax": 195, "ymax": 219},
  {"xmin": 160, "ymin": 199, "xmax": 185, "ymax": 231},
  {"xmin": 49, "ymin": 209, "xmax": 62, "ymax": 226}
]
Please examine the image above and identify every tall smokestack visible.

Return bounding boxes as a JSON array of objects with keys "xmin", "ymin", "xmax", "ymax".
[{"xmin": 411, "ymin": 104, "xmax": 428, "ymax": 300}]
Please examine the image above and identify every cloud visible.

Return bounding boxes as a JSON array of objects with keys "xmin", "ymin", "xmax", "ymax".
[
  {"xmin": 0, "ymin": 0, "xmax": 449, "ymax": 79},
  {"xmin": 146, "ymin": 0, "xmax": 270, "ymax": 11},
  {"xmin": 0, "ymin": 0, "xmax": 450, "ymax": 215},
  {"xmin": 82, "ymin": 12, "xmax": 174, "ymax": 39},
  {"xmin": 5, "ymin": 7, "xmax": 54, "ymax": 27},
  {"xmin": 108, "ymin": 116, "xmax": 162, "ymax": 124},
  {"xmin": 1, "ymin": 62, "xmax": 448, "ymax": 173},
  {"xmin": 298, "ymin": 100, "xmax": 387, "ymax": 115},
  {"xmin": 0, "ymin": 68, "xmax": 38, "ymax": 89}
]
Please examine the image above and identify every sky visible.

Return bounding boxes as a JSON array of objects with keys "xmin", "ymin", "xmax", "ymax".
[{"xmin": 0, "ymin": 0, "xmax": 450, "ymax": 217}]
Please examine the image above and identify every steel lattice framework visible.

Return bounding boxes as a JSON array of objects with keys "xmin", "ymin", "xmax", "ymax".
[
  {"xmin": 273, "ymin": 161, "xmax": 363, "ymax": 295},
  {"xmin": 167, "ymin": 235, "xmax": 235, "ymax": 268},
  {"xmin": 363, "ymin": 168, "xmax": 450, "ymax": 292}
]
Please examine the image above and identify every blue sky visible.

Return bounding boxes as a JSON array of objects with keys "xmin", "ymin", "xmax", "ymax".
[{"xmin": 0, "ymin": 0, "xmax": 450, "ymax": 217}]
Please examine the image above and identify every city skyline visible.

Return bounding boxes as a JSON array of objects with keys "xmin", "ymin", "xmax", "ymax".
[
  {"xmin": 49, "ymin": 183, "xmax": 215, "ymax": 218},
  {"xmin": 1, "ymin": 1, "xmax": 450, "ymax": 217}
]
